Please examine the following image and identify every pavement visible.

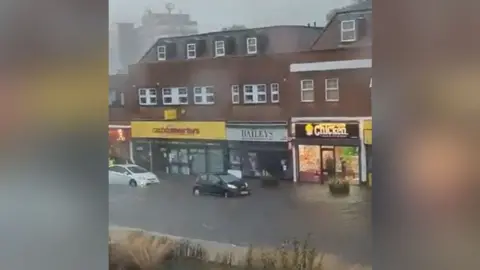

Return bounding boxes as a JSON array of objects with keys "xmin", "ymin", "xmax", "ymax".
[{"xmin": 109, "ymin": 175, "xmax": 371, "ymax": 265}]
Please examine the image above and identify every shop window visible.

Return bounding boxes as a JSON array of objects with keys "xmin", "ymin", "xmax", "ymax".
[
  {"xmin": 242, "ymin": 152, "xmax": 261, "ymax": 177},
  {"xmin": 190, "ymin": 148, "xmax": 206, "ymax": 175},
  {"xmin": 298, "ymin": 145, "xmax": 321, "ymax": 182},
  {"xmin": 229, "ymin": 150, "xmax": 242, "ymax": 170},
  {"xmin": 207, "ymin": 148, "xmax": 225, "ymax": 173},
  {"xmin": 334, "ymin": 146, "xmax": 359, "ymax": 183}
]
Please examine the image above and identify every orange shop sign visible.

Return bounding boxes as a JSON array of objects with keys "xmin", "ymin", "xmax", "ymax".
[{"xmin": 131, "ymin": 121, "xmax": 226, "ymax": 140}]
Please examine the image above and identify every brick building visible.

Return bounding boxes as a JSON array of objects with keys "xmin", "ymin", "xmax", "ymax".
[{"xmin": 110, "ymin": 3, "xmax": 372, "ymax": 182}]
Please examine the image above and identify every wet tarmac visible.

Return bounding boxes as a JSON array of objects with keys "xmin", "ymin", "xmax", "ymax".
[{"xmin": 109, "ymin": 177, "xmax": 371, "ymax": 265}]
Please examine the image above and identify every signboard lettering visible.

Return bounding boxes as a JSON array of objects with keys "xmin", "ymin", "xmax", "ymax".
[
  {"xmin": 295, "ymin": 123, "xmax": 359, "ymax": 139},
  {"xmin": 152, "ymin": 126, "xmax": 200, "ymax": 135},
  {"xmin": 226, "ymin": 127, "xmax": 287, "ymax": 142},
  {"xmin": 240, "ymin": 129, "xmax": 274, "ymax": 140},
  {"xmin": 305, "ymin": 123, "xmax": 348, "ymax": 137}
]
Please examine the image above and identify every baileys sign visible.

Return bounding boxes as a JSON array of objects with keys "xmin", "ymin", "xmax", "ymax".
[
  {"xmin": 241, "ymin": 129, "xmax": 274, "ymax": 140},
  {"xmin": 227, "ymin": 126, "xmax": 288, "ymax": 142}
]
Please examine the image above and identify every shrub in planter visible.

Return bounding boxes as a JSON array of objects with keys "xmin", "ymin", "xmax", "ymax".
[
  {"xmin": 261, "ymin": 176, "xmax": 279, "ymax": 187},
  {"xmin": 259, "ymin": 170, "xmax": 279, "ymax": 188},
  {"xmin": 328, "ymin": 179, "xmax": 350, "ymax": 195}
]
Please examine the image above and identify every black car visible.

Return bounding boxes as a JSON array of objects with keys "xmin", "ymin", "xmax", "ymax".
[{"xmin": 192, "ymin": 173, "xmax": 250, "ymax": 198}]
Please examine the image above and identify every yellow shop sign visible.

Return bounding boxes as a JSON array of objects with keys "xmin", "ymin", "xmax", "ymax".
[
  {"xmin": 131, "ymin": 121, "xmax": 226, "ymax": 140},
  {"xmin": 363, "ymin": 120, "xmax": 372, "ymax": 145}
]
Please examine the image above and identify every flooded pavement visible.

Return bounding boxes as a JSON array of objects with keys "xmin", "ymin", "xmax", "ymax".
[{"xmin": 109, "ymin": 179, "xmax": 371, "ymax": 265}]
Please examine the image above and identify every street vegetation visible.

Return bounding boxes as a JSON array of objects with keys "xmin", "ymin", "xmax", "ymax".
[{"xmin": 109, "ymin": 230, "xmax": 371, "ymax": 270}]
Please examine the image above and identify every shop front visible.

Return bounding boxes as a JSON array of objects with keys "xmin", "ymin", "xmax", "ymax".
[
  {"xmin": 363, "ymin": 120, "xmax": 372, "ymax": 187},
  {"xmin": 292, "ymin": 121, "xmax": 361, "ymax": 183},
  {"xmin": 131, "ymin": 121, "xmax": 227, "ymax": 175},
  {"xmin": 109, "ymin": 125, "xmax": 131, "ymax": 164},
  {"xmin": 226, "ymin": 122, "xmax": 290, "ymax": 179}
]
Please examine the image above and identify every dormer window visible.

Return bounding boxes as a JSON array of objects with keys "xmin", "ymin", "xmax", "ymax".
[
  {"xmin": 246, "ymin": 37, "xmax": 257, "ymax": 54},
  {"xmin": 341, "ymin": 20, "xmax": 356, "ymax": 42},
  {"xmin": 157, "ymin": 45, "xmax": 166, "ymax": 60},
  {"xmin": 187, "ymin": 43, "xmax": 196, "ymax": 59},
  {"xmin": 215, "ymin": 40, "xmax": 225, "ymax": 57}
]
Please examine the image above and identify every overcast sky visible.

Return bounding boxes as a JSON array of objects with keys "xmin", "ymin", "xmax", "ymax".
[{"xmin": 109, "ymin": 0, "xmax": 353, "ymax": 32}]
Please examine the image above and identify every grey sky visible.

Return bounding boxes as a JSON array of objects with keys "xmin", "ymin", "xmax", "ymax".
[{"xmin": 109, "ymin": 0, "xmax": 352, "ymax": 32}]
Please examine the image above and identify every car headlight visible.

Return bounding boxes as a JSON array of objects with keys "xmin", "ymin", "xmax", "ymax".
[{"xmin": 227, "ymin": 184, "xmax": 237, "ymax": 189}]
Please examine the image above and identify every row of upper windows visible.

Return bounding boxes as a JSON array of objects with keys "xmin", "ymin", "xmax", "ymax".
[
  {"xmin": 137, "ymin": 78, "xmax": 347, "ymax": 106},
  {"xmin": 157, "ymin": 37, "xmax": 258, "ymax": 61},
  {"xmin": 138, "ymin": 83, "xmax": 279, "ymax": 106}
]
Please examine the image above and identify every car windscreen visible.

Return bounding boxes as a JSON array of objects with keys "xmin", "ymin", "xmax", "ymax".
[
  {"xmin": 127, "ymin": 166, "xmax": 149, "ymax": 174},
  {"xmin": 218, "ymin": 174, "xmax": 240, "ymax": 183}
]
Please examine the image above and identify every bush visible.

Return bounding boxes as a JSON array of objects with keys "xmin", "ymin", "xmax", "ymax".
[
  {"xmin": 109, "ymin": 230, "xmax": 371, "ymax": 270},
  {"xmin": 260, "ymin": 176, "xmax": 280, "ymax": 188}
]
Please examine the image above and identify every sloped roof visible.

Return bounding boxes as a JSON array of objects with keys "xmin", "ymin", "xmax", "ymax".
[
  {"xmin": 137, "ymin": 25, "xmax": 323, "ymax": 63},
  {"xmin": 336, "ymin": 0, "xmax": 372, "ymax": 13}
]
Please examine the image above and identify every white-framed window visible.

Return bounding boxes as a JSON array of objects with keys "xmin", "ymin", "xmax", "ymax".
[
  {"xmin": 215, "ymin": 40, "xmax": 225, "ymax": 57},
  {"xmin": 162, "ymin": 87, "xmax": 189, "ymax": 105},
  {"xmin": 270, "ymin": 83, "xmax": 279, "ymax": 103},
  {"xmin": 325, "ymin": 78, "xmax": 340, "ymax": 102},
  {"xmin": 246, "ymin": 37, "xmax": 257, "ymax": 54},
  {"xmin": 300, "ymin": 80, "xmax": 314, "ymax": 102},
  {"xmin": 341, "ymin": 20, "xmax": 356, "ymax": 42},
  {"xmin": 231, "ymin": 85, "xmax": 240, "ymax": 104},
  {"xmin": 157, "ymin": 45, "xmax": 166, "ymax": 60},
  {"xmin": 243, "ymin": 84, "xmax": 267, "ymax": 104},
  {"xmin": 138, "ymin": 88, "xmax": 157, "ymax": 105},
  {"xmin": 186, "ymin": 43, "xmax": 196, "ymax": 59},
  {"xmin": 193, "ymin": 86, "xmax": 215, "ymax": 105}
]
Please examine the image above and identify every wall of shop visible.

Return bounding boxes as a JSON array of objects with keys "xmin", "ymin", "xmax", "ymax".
[
  {"xmin": 290, "ymin": 117, "xmax": 371, "ymax": 184},
  {"xmin": 292, "ymin": 121, "xmax": 361, "ymax": 183},
  {"xmin": 226, "ymin": 123, "xmax": 291, "ymax": 179},
  {"xmin": 130, "ymin": 121, "xmax": 227, "ymax": 175}
]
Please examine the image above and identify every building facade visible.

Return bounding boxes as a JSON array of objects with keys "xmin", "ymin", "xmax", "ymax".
[
  {"xmin": 114, "ymin": 2, "xmax": 372, "ymax": 182},
  {"xmin": 288, "ymin": 0, "xmax": 372, "ymax": 184}
]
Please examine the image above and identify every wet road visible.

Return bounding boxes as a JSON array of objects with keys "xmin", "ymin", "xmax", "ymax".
[{"xmin": 109, "ymin": 177, "xmax": 371, "ymax": 265}]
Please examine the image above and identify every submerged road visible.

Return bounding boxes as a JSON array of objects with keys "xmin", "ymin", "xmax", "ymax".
[{"xmin": 109, "ymin": 176, "xmax": 371, "ymax": 265}]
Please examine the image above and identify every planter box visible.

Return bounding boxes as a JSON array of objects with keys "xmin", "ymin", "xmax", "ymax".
[
  {"xmin": 261, "ymin": 177, "xmax": 279, "ymax": 188},
  {"xmin": 328, "ymin": 183, "xmax": 350, "ymax": 195}
]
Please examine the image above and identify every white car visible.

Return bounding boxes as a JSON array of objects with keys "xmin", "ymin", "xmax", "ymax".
[{"xmin": 109, "ymin": 164, "xmax": 160, "ymax": 187}]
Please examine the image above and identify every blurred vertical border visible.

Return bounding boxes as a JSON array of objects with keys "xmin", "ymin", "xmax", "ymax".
[
  {"xmin": 373, "ymin": 0, "xmax": 480, "ymax": 269},
  {"xmin": 0, "ymin": 0, "xmax": 108, "ymax": 269}
]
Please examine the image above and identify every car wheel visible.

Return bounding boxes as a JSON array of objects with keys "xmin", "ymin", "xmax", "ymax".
[
  {"xmin": 193, "ymin": 188, "xmax": 200, "ymax": 196},
  {"xmin": 129, "ymin": 179, "xmax": 137, "ymax": 187}
]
